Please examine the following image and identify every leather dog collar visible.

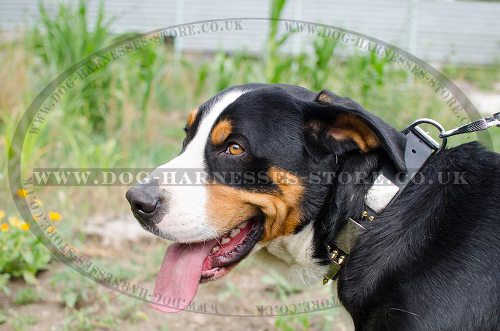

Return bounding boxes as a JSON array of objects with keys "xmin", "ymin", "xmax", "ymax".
[
  {"xmin": 323, "ymin": 114, "xmax": 500, "ymax": 284},
  {"xmin": 323, "ymin": 120, "xmax": 444, "ymax": 284}
]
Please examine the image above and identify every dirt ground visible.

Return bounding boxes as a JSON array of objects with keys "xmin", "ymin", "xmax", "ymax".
[{"xmin": 0, "ymin": 216, "xmax": 354, "ymax": 331}]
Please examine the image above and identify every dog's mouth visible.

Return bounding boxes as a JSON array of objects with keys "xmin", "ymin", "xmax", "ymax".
[
  {"xmin": 200, "ymin": 216, "xmax": 264, "ymax": 282},
  {"xmin": 151, "ymin": 216, "xmax": 263, "ymax": 313}
]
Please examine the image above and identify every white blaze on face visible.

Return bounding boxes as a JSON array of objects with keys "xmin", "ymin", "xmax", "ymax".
[{"xmin": 149, "ymin": 90, "xmax": 245, "ymax": 242}]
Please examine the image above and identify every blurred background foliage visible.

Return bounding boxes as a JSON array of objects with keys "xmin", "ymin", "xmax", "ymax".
[{"xmin": 1, "ymin": 0, "xmax": 498, "ymax": 174}]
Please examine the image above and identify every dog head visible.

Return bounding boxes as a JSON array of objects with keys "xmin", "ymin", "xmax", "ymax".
[{"xmin": 125, "ymin": 84, "xmax": 405, "ymax": 312}]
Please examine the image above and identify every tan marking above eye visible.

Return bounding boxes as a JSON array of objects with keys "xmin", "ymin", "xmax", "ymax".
[
  {"xmin": 211, "ymin": 119, "xmax": 233, "ymax": 146},
  {"xmin": 186, "ymin": 108, "xmax": 198, "ymax": 128},
  {"xmin": 205, "ymin": 167, "xmax": 304, "ymax": 243},
  {"xmin": 227, "ymin": 143, "xmax": 244, "ymax": 155}
]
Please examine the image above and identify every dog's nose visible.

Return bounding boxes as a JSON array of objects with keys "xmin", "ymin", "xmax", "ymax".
[{"xmin": 126, "ymin": 184, "xmax": 161, "ymax": 217}]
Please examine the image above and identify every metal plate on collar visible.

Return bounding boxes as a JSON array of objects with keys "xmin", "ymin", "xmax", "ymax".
[
  {"xmin": 334, "ymin": 218, "xmax": 366, "ymax": 254},
  {"xmin": 323, "ymin": 218, "xmax": 366, "ymax": 284}
]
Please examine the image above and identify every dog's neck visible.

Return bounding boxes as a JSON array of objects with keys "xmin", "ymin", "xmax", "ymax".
[
  {"xmin": 322, "ymin": 126, "xmax": 439, "ymax": 282},
  {"xmin": 252, "ymin": 153, "xmax": 383, "ymax": 287},
  {"xmin": 254, "ymin": 126, "xmax": 438, "ymax": 287},
  {"xmin": 253, "ymin": 223, "xmax": 330, "ymax": 287}
]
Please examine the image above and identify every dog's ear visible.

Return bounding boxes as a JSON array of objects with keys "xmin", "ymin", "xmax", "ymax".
[{"xmin": 303, "ymin": 90, "xmax": 406, "ymax": 173}]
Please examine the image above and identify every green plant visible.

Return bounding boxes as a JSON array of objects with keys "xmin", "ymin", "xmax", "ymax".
[
  {"xmin": 344, "ymin": 50, "xmax": 391, "ymax": 103},
  {"xmin": 265, "ymin": 0, "xmax": 294, "ymax": 83},
  {"xmin": 13, "ymin": 287, "xmax": 43, "ymax": 305},
  {"xmin": 212, "ymin": 52, "xmax": 237, "ymax": 92},
  {"xmin": 124, "ymin": 42, "xmax": 169, "ymax": 133},
  {"xmin": 11, "ymin": 314, "xmax": 38, "ymax": 331},
  {"xmin": 0, "ymin": 310, "xmax": 6, "ymax": 324},
  {"xmin": 0, "ymin": 214, "xmax": 51, "ymax": 284},
  {"xmin": 62, "ymin": 306, "xmax": 115, "ymax": 331},
  {"xmin": 20, "ymin": 0, "xmax": 177, "ymax": 171},
  {"xmin": 27, "ymin": 0, "xmax": 114, "ymax": 132},
  {"xmin": 29, "ymin": 0, "xmax": 112, "ymax": 73},
  {"xmin": 49, "ymin": 269, "xmax": 97, "ymax": 308},
  {"xmin": 116, "ymin": 296, "xmax": 148, "ymax": 323},
  {"xmin": 308, "ymin": 34, "xmax": 339, "ymax": 90},
  {"xmin": 192, "ymin": 61, "xmax": 210, "ymax": 97},
  {"xmin": 0, "ymin": 273, "xmax": 9, "ymax": 295}
]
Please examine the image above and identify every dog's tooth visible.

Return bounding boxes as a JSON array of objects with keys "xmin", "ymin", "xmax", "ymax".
[
  {"xmin": 230, "ymin": 228, "xmax": 240, "ymax": 237},
  {"xmin": 221, "ymin": 237, "xmax": 230, "ymax": 245},
  {"xmin": 211, "ymin": 246, "xmax": 219, "ymax": 254},
  {"xmin": 238, "ymin": 221, "xmax": 248, "ymax": 229}
]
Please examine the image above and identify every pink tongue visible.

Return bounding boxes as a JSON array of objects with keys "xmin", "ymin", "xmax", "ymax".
[{"xmin": 152, "ymin": 240, "xmax": 216, "ymax": 313}]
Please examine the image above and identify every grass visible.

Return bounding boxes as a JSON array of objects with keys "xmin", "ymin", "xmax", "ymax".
[
  {"xmin": 13, "ymin": 287, "xmax": 43, "ymax": 305},
  {"xmin": 49, "ymin": 269, "xmax": 98, "ymax": 309},
  {"xmin": 442, "ymin": 64, "xmax": 500, "ymax": 91},
  {"xmin": 0, "ymin": 0, "xmax": 499, "ymax": 329},
  {"xmin": 11, "ymin": 314, "xmax": 38, "ymax": 331}
]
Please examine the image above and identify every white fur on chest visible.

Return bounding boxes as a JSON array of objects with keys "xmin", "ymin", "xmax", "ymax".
[{"xmin": 253, "ymin": 223, "xmax": 328, "ymax": 287}]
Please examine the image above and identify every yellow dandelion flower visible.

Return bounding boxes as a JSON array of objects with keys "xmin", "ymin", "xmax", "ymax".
[
  {"xmin": 49, "ymin": 211, "xmax": 62, "ymax": 222},
  {"xmin": 8, "ymin": 216, "xmax": 23, "ymax": 228},
  {"xmin": 1, "ymin": 223, "xmax": 9, "ymax": 232},
  {"xmin": 0, "ymin": 210, "xmax": 5, "ymax": 220},
  {"xmin": 20, "ymin": 223, "xmax": 30, "ymax": 231},
  {"xmin": 47, "ymin": 226, "xmax": 56, "ymax": 233},
  {"xmin": 16, "ymin": 189, "xmax": 29, "ymax": 198}
]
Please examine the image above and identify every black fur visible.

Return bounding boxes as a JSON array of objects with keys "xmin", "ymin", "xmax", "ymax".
[
  {"xmin": 336, "ymin": 142, "xmax": 500, "ymax": 331},
  {"xmin": 188, "ymin": 84, "xmax": 500, "ymax": 330}
]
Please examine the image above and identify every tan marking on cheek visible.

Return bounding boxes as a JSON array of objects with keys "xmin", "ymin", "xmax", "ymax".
[
  {"xmin": 186, "ymin": 109, "xmax": 198, "ymax": 128},
  {"xmin": 329, "ymin": 114, "xmax": 379, "ymax": 152},
  {"xmin": 263, "ymin": 167, "xmax": 304, "ymax": 242},
  {"xmin": 205, "ymin": 167, "xmax": 304, "ymax": 243},
  {"xmin": 206, "ymin": 185, "xmax": 261, "ymax": 232},
  {"xmin": 210, "ymin": 119, "xmax": 233, "ymax": 146}
]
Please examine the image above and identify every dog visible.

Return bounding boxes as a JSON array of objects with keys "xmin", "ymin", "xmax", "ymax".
[{"xmin": 126, "ymin": 84, "xmax": 499, "ymax": 330}]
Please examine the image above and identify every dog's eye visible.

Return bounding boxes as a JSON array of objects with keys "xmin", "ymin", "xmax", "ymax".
[{"xmin": 226, "ymin": 143, "xmax": 244, "ymax": 155}]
